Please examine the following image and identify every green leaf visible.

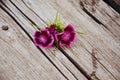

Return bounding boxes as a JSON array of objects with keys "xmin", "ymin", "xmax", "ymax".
[
  {"xmin": 76, "ymin": 31, "xmax": 85, "ymax": 35},
  {"xmin": 54, "ymin": 12, "xmax": 64, "ymax": 32},
  {"xmin": 27, "ymin": 20, "xmax": 42, "ymax": 30},
  {"xmin": 54, "ymin": 12, "xmax": 60, "ymax": 24},
  {"xmin": 46, "ymin": 23, "xmax": 51, "ymax": 27},
  {"xmin": 57, "ymin": 22, "xmax": 64, "ymax": 29}
]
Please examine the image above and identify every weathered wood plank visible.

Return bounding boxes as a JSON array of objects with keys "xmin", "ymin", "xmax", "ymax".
[
  {"xmin": 2, "ymin": 0, "xmax": 120, "ymax": 80},
  {"xmin": 15, "ymin": 0, "xmax": 120, "ymax": 79},
  {"xmin": 0, "ymin": 8, "xmax": 67, "ymax": 80},
  {"xmin": 104, "ymin": 0, "xmax": 120, "ymax": 13},
  {"xmin": 72, "ymin": 0, "xmax": 120, "ymax": 42},
  {"xmin": 50, "ymin": 0, "xmax": 120, "ymax": 79},
  {"xmin": 0, "ymin": 1, "xmax": 88, "ymax": 80},
  {"xmin": 69, "ymin": 0, "xmax": 120, "ymax": 79}
]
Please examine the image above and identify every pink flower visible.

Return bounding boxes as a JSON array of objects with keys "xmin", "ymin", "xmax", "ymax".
[
  {"xmin": 46, "ymin": 24, "xmax": 57, "ymax": 36},
  {"xmin": 55, "ymin": 24, "xmax": 76, "ymax": 47},
  {"xmin": 34, "ymin": 29, "xmax": 54, "ymax": 48}
]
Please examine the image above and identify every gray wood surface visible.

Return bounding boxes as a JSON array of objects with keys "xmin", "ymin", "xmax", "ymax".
[
  {"xmin": 0, "ymin": 8, "xmax": 67, "ymax": 80},
  {"xmin": 0, "ymin": 2, "xmax": 87, "ymax": 80},
  {"xmin": 0, "ymin": 0, "xmax": 120, "ymax": 80}
]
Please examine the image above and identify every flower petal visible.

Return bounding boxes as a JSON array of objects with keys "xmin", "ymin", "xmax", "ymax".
[
  {"xmin": 55, "ymin": 33, "xmax": 63, "ymax": 41},
  {"xmin": 34, "ymin": 31, "xmax": 41, "ymax": 37},
  {"xmin": 42, "ymin": 35, "xmax": 54, "ymax": 48},
  {"xmin": 61, "ymin": 32, "xmax": 71, "ymax": 41},
  {"xmin": 60, "ymin": 40, "xmax": 71, "ymax": 47},
  {"xmin": 41, "ymin": 29, "xmax": 50, "ymax": 37},
  {"xmin": 33, "ymin": 28, "xmax": 55, "ymax": 48},
  {"xmin": 46, "ymin": 24, "xmax": 57, "ymax": 36},
  {"xmin": 64, "ymin": 24, "xmax": 75, "ymax": 32},
  {"xmin": 34, "ymin": 38, "xmax": 42, "ymax": 46},
  {"xmin": 59, "ymin": 40, "xmax": 66, "ymax": 46},
  {"xmin": 69, "ymin": 32, "xmax": 76, "ymax": 42}
]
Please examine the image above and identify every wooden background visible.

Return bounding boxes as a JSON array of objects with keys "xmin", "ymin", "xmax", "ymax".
[{"xmin": 0, "ymin": 0, "xmax": 120, "ymax": 80}]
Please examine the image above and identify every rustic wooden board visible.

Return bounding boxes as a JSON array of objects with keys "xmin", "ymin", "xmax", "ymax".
[
  {"xmin": 1, "ymin": 0, "xmax": 120, "ymax": 80},
  {"xmin": 104, "ymin": 0, "xmax": 120, "ymax": 13},
  {"xmin": 0, "ymin": 1, "xmax": 88, "ymax": 80},
  {"xmin": 71, "ymin": 0, "xmax": 120, "ymax": 41},
  {"xmin": 0, "ymin": 8, "xmax": 68, "ymax": 80},
  {"xmin": 69, "ymin": 0, "xmax": 120, "ymax": 78}
]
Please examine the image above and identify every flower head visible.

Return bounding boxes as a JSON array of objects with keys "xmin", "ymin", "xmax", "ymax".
[
  {"xmin": 32, "ymin": 12, "xmax": 79, "ymax": 48},
  {"xmin": 46, "ymin": 24, "xmax": 57, "ymax": 36},
  {"xmin": 55, "ymin": 24, "xmax": 76, "ymax": 47},
  {"xmin": 34, "ymin": 29, "xmax": 54, "ymax": 48}
]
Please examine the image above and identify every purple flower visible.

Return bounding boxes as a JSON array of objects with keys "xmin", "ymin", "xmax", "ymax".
[
  {"xmin": 34, "ymin": 29, "xmax": 54, "ymax": 48},
  {"xmin": 46, "ymin": 24, "xmax": 57, "ymax": 37},
  {"xmin": 55, "ymin": 24, "xmax": 76, "ymax": 47}
]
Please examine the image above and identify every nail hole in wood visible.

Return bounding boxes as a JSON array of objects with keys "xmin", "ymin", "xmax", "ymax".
[{"xmin": 2, "ymin": 25, "xmax": 9, "ymax": 31}]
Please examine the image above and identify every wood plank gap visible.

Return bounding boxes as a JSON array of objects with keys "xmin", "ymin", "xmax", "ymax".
[
  {"xmin": 0, "ymin": 1, "xmax": 33, "ymax": 42},
  {"xmin": 78, "ymin": 0, "xmax": 120, "ymax": 42},
  {"xmin": 104, "ymin": 12, "xmax": 120, "ymax": 27},
  {"xmin": 2, "ymin": 1, "xmax": 83, "ymax": 79},
  {"xmin": 62, "ymin": 64, "xmax": 78, "ymax": 80},
  {"xmin": 83, "ymin": 46, "xmax": 117, "ymax": 80},
  {"xmin": 78, "ymin": 4, "xmax": 119, "ymax": 39},
  {"xmin": 0, "ymin": 5, "xmax": 71, "ymax": 80},
  {"xmin": 7, "ymin": 0, "xmax": 94, "ymax": 80},
  {"xmin": 4, "ymin": 0, "xmax": 119, "ymax": 79},
  {"xmin": 21, "ymin": 0, "xmax": 47, "ymax": 25},
  {"xmin": 7, "ymin": 0, "xmax": 95, "ymax": 80},
  {"xmin": 0, "ymin": 1, "xmax": 89, "ymax": 80},
  {"xmin": 81, "ymin": 36, "xmax": 118, "ymax": 80},
  {"xmin": 35, "ymin": 47, "xmax": 69, "ymax": 80},
  {"xmin": 12, "ymin": 0, "xmax": 48, "ymax": 25},
  {"xmin": 1, "ymin": 0, "xmax": 38, "ymax": 28},
  {"xmin": 13, "ymin": 0, "xmax": 117, "ymax": 79},
  {"xmin": 0, "ymin": 2, "xmax": 69, "ymax": 80},
  {"xmin": 103, "ymin": 0, "xmax": 120, "ymax": 14},
  {"xmin": 82, "ymin": 8, "xmax": 102, "ymax": 24},
  {"xmin": 58, "ymin": 47, "xmax": 93, "ymax": 80},
  {"xmin": 6, "ymin": 0, "xmax": 93, "ymax": 80},
  {"xmin": 8, "ymin": 0, "xmax": 117, "ymax": 79}
]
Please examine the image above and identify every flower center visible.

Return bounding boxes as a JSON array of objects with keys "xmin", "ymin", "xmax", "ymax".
[{"xmin": 39, "ymin": 35, "xmax": 47, "ymax": 43}]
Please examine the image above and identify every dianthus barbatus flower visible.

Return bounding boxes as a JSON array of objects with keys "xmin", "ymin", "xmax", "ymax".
[
  {"xmin": 34, "ymin": 29, "xmax": 54, "ymax": 48},
  {"xmin": 55, "ymin": 24, "xmax": 76, "ymax": 47},
  {"xmin": 46, "ymin": 24, "xmax": 57, "ymax": 36}
]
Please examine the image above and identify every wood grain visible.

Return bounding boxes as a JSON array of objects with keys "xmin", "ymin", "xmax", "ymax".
[
  {"xmin": 0, "ymin": 0, "xmax": 120, "ymax": 80},
  {"xmin": 0, "ymin": 8, "xmax": 67, "ymax": 80},
  {"xmin": 0, "ymin": 1, "xmax": 88, "ymax": 80},
  {"xmin": 1, "ymin": 0, "xmax": 120, "ymax": 80},
  {"xmin": 73, "ymin": 0, "xmax": 120, "ymax": 42}
]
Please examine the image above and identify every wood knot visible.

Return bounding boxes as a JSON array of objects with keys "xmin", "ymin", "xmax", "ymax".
[{"xmin": 2, "ymin": 25, "xmax": 9, "ymax": 31}]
